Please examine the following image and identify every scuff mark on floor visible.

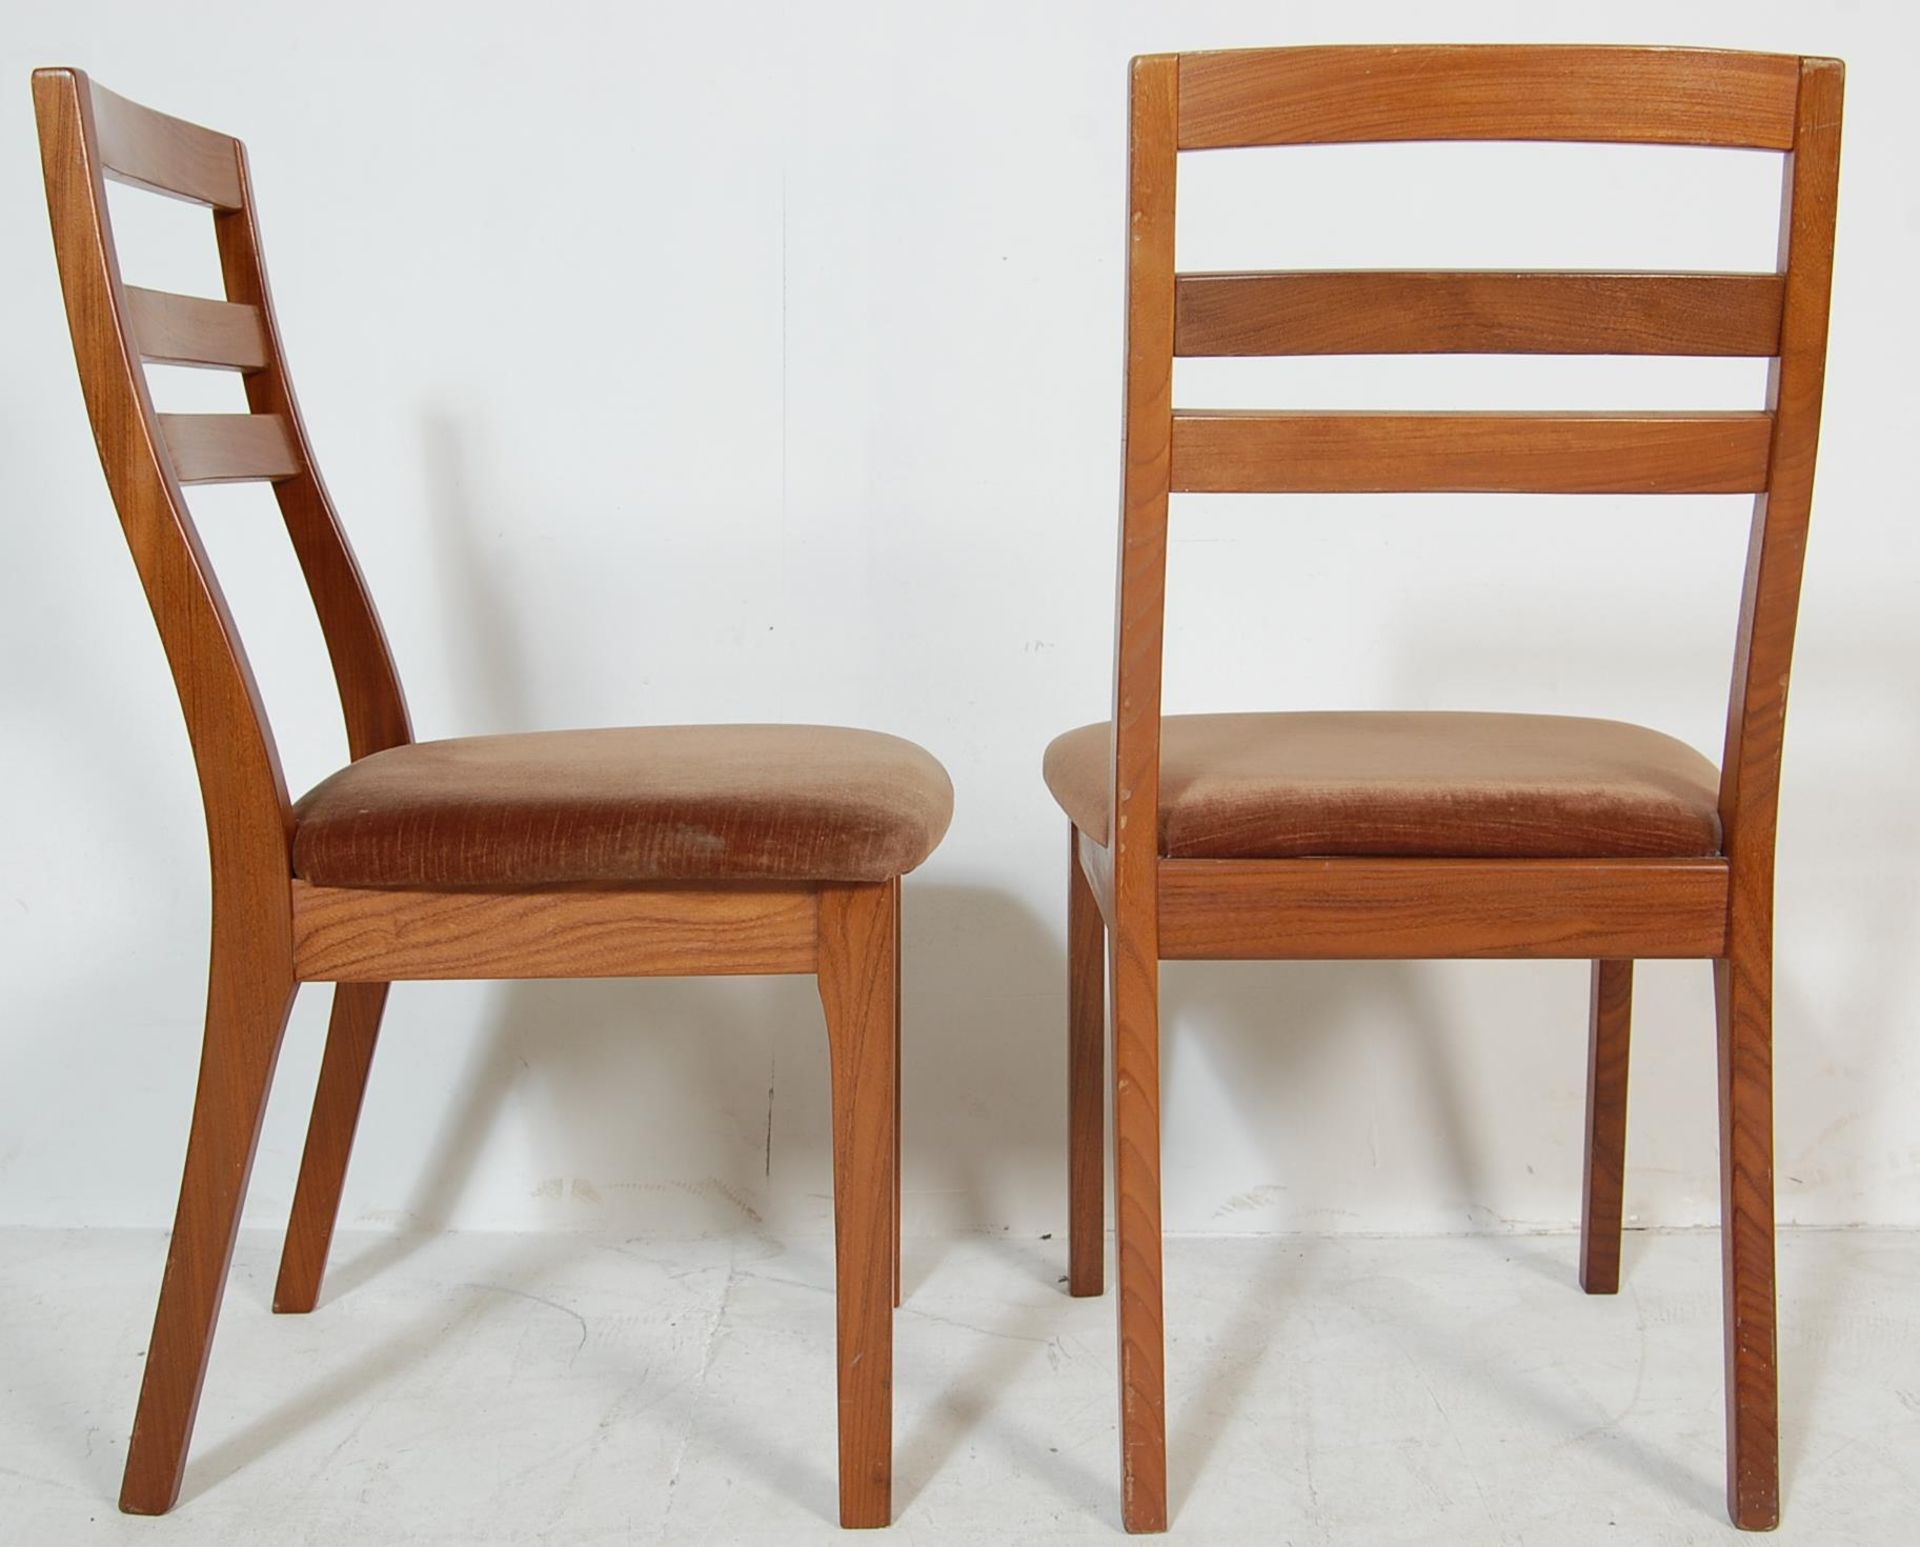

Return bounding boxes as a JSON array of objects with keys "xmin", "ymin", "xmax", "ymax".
[
  {"xmin": 461, "ymin": 1281, "xmax": 589, "ymax": 1366},
  {"xmin": 656, "ymin": 1249, "xmax": 740, "ymax": 1543},
  {"xmin": 764, "ymin": 1049, "xmax": 777, "ymax": 1180}
]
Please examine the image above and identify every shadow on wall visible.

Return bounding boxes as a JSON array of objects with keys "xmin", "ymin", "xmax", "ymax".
[
  {"xmin": 375, "ymin": 408, "xmax": 1914, "ymax": 1272},
  {"xmin": 420, "ymin": 408, "xmax": 535, "ymax": 736},
  {"xmin": 1155, "ymin": 507, "xmax": 1904, "ymax": 1214},
  {"xmin": 378, "ymin": 408, "xmax": 1553, "ymax": 1266},
  {"xmin": 1160, "ymin": 957, "xmax": 1494, "ymax": 1228},
  {"xmin": 319, "ymin": 415, "xmax": 1072, "ymax": 1275},
  {"xmin": 1389, "ymin": 562, "xmax": 1920, "ymax": 1219},
  {"xmin": 327, "ymin": 879, "xmax": 1066, "ymax": 1276}
]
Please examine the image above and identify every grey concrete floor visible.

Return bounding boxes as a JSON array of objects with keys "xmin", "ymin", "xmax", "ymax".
[{"xmin": 1, "ymin": 1227, "xmax": 1914, "ymax": 1544}]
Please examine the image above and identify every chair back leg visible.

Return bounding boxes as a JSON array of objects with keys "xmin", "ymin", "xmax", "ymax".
[
  {"xmin": 1068, "ymin": 826, "xmax": 1107, "ymax": 1297},
  {"xmin": 275, "ymin": 980, "xmax": 390, "ymax": 1313},
  {"xmin": 1580, "ymin": 959, "xmax": 1634, "ymax": 1294},
  {"xmin": 1715, "ymin": 949, "xmax": 1781, "ymax": 1528},
  {"xmin": 1108, "ymin": 913, "xmax": 1167, "ymax": 1531}
]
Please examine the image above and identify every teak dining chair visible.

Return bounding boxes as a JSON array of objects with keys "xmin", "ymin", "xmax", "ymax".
[
  {"xmin": 33, "ymin": 67, "xmax": 951, "ymax": 1529},
  {"xmin": 1045, "ymin": 45, "xmax": 1841, "ymax": 1533}
]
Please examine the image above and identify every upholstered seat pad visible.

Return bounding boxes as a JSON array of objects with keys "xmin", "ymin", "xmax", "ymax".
[
  {"xmin": 294, "ymin": 725, "xmax": 954, "ymax": 887},
  {"xmin": 1043, "ymin": 711, "xmax": 1722, "ymax": 860}
]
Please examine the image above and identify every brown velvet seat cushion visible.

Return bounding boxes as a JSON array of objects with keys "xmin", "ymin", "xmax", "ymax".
[
  {"xmin": 1043, "ymin": 711, "xmax": 1722, "ymax": 859},
  {"xmin": 294, "ymin": 725, "xmax": 953, "ymax": 887}
]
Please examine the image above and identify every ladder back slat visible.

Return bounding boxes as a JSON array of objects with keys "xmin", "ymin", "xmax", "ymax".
[
  {"xmin": 1169, "ymin": 410, "xmax": 1774, "ymax": 494},
  {"xmin": 88, "ymin": 79, "xmax": 244, "ymax": 208},
  {"xmin": 1176, "ymin": 46, "xmax": 1802, "ymax": 151},
  {"xmin": 159, "ymin": 413, "xmax": 302, "ymax": 484},
  {"xmin": 125, "ymin": 287, "xmax": 269, "ymax": 371},
  {"xmin": 1174, "ymin": 271, "xmax": 1787, "ymax": 358}
]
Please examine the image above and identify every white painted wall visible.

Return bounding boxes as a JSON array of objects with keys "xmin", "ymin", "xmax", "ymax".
[{"xmin": 2, "ymin": 2, "xmax": 1915, "ymax": 1243}]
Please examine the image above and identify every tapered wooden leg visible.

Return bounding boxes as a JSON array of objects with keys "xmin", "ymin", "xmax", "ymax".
[
  {"xmin": 1109, "ymin": 917, "xmax": 1167, "ymax": 1532},
  {"xmin": 1580, "ymin": 960, "xmax": 1633, "ymax": 1294},
  {"xmin": 274, "ymin": 981, "xmax": 389, "ymax": 1314},
  {"xmin": 120, "ymin": 940, "xmax": 297, "ymax": 1515},
  {"xmin": 1068, "ymin": 827, "xmax": 1106, "ymax": 1297},
  {"xmin": 891, "ymin": 876, "xmax": 902, "ymax": 1309},
  {"xmin": 817, "ymin": 882, "xmax": 898, "ymax": 1529},
  {"xmin": 1714, "ymin": 949, "xmax": 1780, "ymax": 1529}
]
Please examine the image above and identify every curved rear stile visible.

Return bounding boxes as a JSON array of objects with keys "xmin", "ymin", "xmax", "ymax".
[
  {"xmin": 33, "ymin": 69, "xmax": 293, "ymax": 931},
  {"xmin": 33, "ymin": 67, "xmax": 413, "ymax": 890},
  {"xmin": 1717, "ymin": 58, "xmax": 1843, "ymax": 1008},
  {"xmin": 33, "ymin": 67, "xmax": 416, "ymax": 1516},
  {"xmin": 215, "ymin": 143, "xmax": 412, "ymax": 762},
  {"xmin": 1105, "ymin": 51, "xmax": 1178, "ymax": 1537},
  {"xmin": 1711, "ymin": 57, "xmax": 1844, "ymax": 1529}
]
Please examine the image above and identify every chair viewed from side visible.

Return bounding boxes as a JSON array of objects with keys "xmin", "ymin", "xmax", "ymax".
[
  {"xmin": 1045, "ymin": 44, "xmax": 1841, "ymax": 1533},
  {"xmin": 33, "ymin": 66, "xmax": 951, "ymax": 1529}
]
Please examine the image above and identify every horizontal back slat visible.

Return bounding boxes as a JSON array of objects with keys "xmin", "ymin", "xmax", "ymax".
[
  {"xmin": 88, "ymin": 78, "xmax": 243, "ymax": 208},
  {"xmin": 1176, "ymin": 45, "xmax": 1801, "ymax": 151},
  {"xmin": 1174, "ymin": 271, "xmax": 1786, "ymax": 357},
  {"xmin": 159, "ymin": 413, "xmax": 301, "ymax": 484},
  {"xmin": 1170, "ymin": 410, "xmax": 1774, "ymax": 494},
  {"xmin": 125, "ymin": 287, "xmax": 269, "ymax": 370}
]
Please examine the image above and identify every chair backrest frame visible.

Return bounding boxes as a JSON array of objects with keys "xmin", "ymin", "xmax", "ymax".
[
  {"xmin": 33, "ymin": 68, "xmax": 412, "ymax": 920},
  {"xmin": 1108, "ymin": 45, "xmax": 1843, "ymax": 953}
]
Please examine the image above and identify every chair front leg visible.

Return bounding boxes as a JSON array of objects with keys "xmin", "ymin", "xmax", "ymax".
[
  {"xmin": 1109, "ymin": 914, "xmax": 1167, "ymax": 1532},
  {"xmin": 817, "ymin": 881, "xmax": 899, "ymax": 1529},
  {"xmin": 1715, "ymin": 947, "xmax": 1780, "ymax": 1529},
  {"xmin": 1068, "ymin": 826, "xmax": 1107, "ymax": 1296},
  {"xmin": 275, "ymin": 980, "xmax": 390, "ymax": 1313},
  {"xmin": 120, "ymin": 925, "xmax": 297, "ymax": 1515},
  {"xmin": 1580, "ymin": 959, "xmax": 1633, "ymax": 1293}
]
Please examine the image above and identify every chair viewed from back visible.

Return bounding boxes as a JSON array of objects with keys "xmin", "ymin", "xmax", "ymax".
[
  {"xmin": 34, "ymin": 66, "xmax": 953, "ymax": 1527},
  {"xmin": 1044, "ymin": 45, "xmax": 1841, "ymax": 1532}
]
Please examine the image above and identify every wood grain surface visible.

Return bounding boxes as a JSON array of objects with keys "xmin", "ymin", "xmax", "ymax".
[
  {"xmin": 1104, "ymin": 52, "xmax": 1178, "ymax": 1535},
  {"xmin": 1169, "ymin": 410, "xmax": 1774, "ymax": 495},
  {"xmin": 157, "ymin": 411, "xmax": 300, "ymax": 484},
  {"xmin": 124, "ymin": 286, "xmax": 269, "ymax": 370},
  {"xmin": 292, "ymin": 882, "xmax": 820, "ymax": 981},
  {"xmin": 817, "ymin": 883, "xmax": 899, "ymax": 1528},
  {"xmin": 1708, "ymin": 56, "xmax": 1844, "ymax": 1532},
  {"xmin": 1156, "ymin": 859, "xmax": 1730, "ymax": 961},
  {"xmin": 273, "ymin": 981, "xmax": 388, "ymax": 1313},
  {"xmin": 1580, "ymin": 960, "xmax": 1634, "ymax": 1294},
  {"xmin": 87, "ymin": 74, "xmax": 244, "ymax": 206},
  {"xmin": 1067, "ymin": 826, "xmax": 1107, "ymax": 1298},
  {"xmin": 1173, "ymin": 270, "xmax": 1785, "ymax": 358},
  {"xmin": 1176, "ymin": 45, "xmax": 1800, "ymax": 151}
]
